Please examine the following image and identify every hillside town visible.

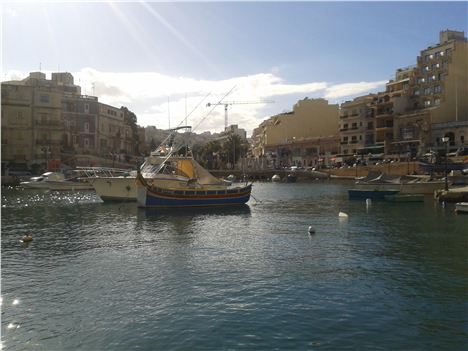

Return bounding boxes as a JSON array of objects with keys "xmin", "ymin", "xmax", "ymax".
[{"xmin": 2, "ymin": 29, "xmax": 467, "ymax": 175}]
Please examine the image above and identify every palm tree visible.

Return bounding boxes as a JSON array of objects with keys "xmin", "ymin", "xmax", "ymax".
[{"xmin": 223, "ymin": 134, "xmax": 248, "ymax": 169}]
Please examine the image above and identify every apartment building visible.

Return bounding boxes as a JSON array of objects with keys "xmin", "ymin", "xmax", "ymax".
[
  {"xmin": 1, "ymin": 84, "xmax": 35, "ymax": 168},
  {"xmin": 339, "ymin": 95, "xmax": 375, "ymax": 156},
  {"xmin": 394, "ymin": 30, "xmax": 467, "ymax": 155},
  {"xmin": 1, "ymin": 72, "xmax": 75, "ymax": 171},
  {"xmin": 1, "ymin": 72, "xmax": 140, "ymax": 171},
  {"xmin": 253, "ymin": 98, "xmax": 340, "ymax": 167},
  {"xmin": 62, "ymin": 94, "xmax": 99, "ymax": 157}
]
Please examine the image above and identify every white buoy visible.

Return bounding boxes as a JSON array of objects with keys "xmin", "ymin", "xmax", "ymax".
[
  {"xmin": 366, "ymin": 198, "xmax": 372, "ymax": 206},
  {"xmin": 308, "ymin": 226, "xmax": 315, "ymax": 234},
  {"xmin": 338, "ymin": 212, "xmax": 349, "ymax": 218}
]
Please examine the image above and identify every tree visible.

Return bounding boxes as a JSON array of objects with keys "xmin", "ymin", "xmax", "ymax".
[
  {"xmin": 121, "ymin": 106, "xmax": 139, "ymax": 154},
  {"xmin": 197, "ymin": 140, "xmax": 222, "ymax": 169},
  {"xmin": 223, "ymin": 134, "xmax": 248, "ymax": 167}
]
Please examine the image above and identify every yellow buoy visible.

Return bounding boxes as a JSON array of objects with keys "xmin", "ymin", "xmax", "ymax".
[{"xmin": 21, "ymin": 234, "xmax": 33, "ymax": 243}]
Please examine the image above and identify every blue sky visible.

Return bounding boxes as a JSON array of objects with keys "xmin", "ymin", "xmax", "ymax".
[{"xmin": 2, "ymin": 1, "xmax": 467, "ymax": 134}]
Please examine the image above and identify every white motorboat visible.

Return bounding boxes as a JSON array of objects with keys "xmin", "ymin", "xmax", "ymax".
[
  {"xmin": 455, "ymin": 202, "xmax": 468, "ymax": 214},
  {"xmin": 20, "ymin": 172, "xmax": 94, "ymax": 191},
  {"xmin": 354, "ymin": 172, "xmax": 445, "ymax": 194},
  {"xmin": 83, "ymin": 156, "xmax": 195, "ymax": 202}
]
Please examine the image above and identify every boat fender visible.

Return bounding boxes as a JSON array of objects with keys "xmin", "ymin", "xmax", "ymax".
[
  {"xmin": 366, "ymin": 198, "xmax": 372, "ymax": 206},
  {"xmin": 338, "ymin": 212, "xmax": 349, "ymax": 218},
  {"xmin": 308, "ymin": 226, "xmax": 315, "ymax": 235}
]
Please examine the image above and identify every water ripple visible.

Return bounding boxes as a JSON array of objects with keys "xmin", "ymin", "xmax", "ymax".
[{"xmin": 1, "ymin": 183, "xmax": 467, "ymax": 350}]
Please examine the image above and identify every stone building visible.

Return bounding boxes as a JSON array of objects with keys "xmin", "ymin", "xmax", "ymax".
[
  {"xmin": 1, "ymin": 72, "xmax": 140, "ymax": 171},
  {"xmin": 393, "ymin": 30, "xmax": 467, "ymax": 155},
  {"xmin": 339, "ymin": 95, "xmax": 376, "ymax": 156},
  {"xmin": 251, "ymin": 98, "xmax": 340, "ymax": 167}
]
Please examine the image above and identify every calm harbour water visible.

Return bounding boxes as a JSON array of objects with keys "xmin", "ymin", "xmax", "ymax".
[{"xmin": 1, "ymin": 182, "xmax": 467, "ymax": 350}]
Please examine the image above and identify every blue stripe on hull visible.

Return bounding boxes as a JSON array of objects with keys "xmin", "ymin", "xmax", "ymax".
[{"xmin": 143, "ymin": 193, "xmax": 251, "ymax": 207}]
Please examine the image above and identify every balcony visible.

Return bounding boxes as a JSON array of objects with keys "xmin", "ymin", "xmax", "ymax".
[
  {"xmin": 35, "ymin": 120, "xmax": 63, "ymax": 128},
  {"xmin": 340, "ymin": 141, "xmax": 348, "ymax": 145},
  {"xmin": 35, "ymin": 139, "xmax": 61, "ymax": 145}
]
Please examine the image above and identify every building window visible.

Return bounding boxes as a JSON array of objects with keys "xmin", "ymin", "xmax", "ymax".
[
  {"xmin": 84, "ymin": 122, "xmax": 90, "ymax": 132},
  {"xmin": 461, "ymin": 135, "xmax": 465, "ymax": 144},
  {"xmin": 440, "ymin": 50, "xmax": 445, "ymax": 56},
  {"xmin": 414, "ymin": 89, "xmax": 420, "ymax": 96},
  {"xmin": 435, "ymin": 51, "xmax": 441, "ymax": 58},
  {"xmin": 424, "ymin": 66, "xmax": 430, "ymax": 71},
  {"xmin": 434, "ymin": 85, "xmax": 442, "ymax": 94},
  {"xmin": 424, "ymin": 100, "xmax": 431, "ymax": 107},
  {"xmin": 84, "ymin": 103, "xmax": 89, "ymax": 113},
  {"xmin": 434, "ymin": 98, "xmax": 441, "ymax": 106},
  {"xmin": 73, "ymin": 135, "xmax": 77, "ymax": 145},
  {"xmin": 446, "ymin": 48, "xmax": 452, "ymax": 56},
  {"xmin": 424, "ymin": 87, "xmax": 432, "ymax": 95},
  {"xmin": 84, "ymin": 138, "xmax": 89, "ymax": 147},
  {"xmin": 40, "ymin": 94, "xmax": 49, "ymax": 103},
  {"xmin": 417, "ymin": 77, "xmax": 425, "ymax": 84}
]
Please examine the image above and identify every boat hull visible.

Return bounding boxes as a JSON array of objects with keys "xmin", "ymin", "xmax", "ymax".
[
  {"xmin": 348, "ymin": 189, "xmax": 400, "ymax": 200},
  {"xmin": 455, "ymin": 202, "xmax": 468, "ymax": 213},
  {"xmin": 136, "ymin": 174, "xmax": 252, "ymax": 208},
  {"xmin": 90, "ymin": 177, "xmax": 137, "ymax": 201},
  {"xmin": 354, "ymin": 181, "xmax": 444, "ymax": 194},
  {"xmin": 46, "ymin": 180, "xmax": 94, "ymax": 191},
  {"xmin": 90, "ymin": 173, "xmax": 210, "ymax": 201}
]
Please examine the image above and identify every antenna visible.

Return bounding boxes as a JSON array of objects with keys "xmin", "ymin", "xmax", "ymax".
[
  {"xmin": 168, "ymin": 96, "xmax": 171, "ymax": 129},
  {"xmin": 92, "ymin": 82, "xmax": 95, "ymax": 96},
  {"xmin": 39, "ymin": 62, "xmax": 42, "ymax": 72}
]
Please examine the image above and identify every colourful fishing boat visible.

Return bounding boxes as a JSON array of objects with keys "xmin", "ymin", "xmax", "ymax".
[{"xmin": 135, "ymin": 157, "xmax": 252, "ymax": 208}]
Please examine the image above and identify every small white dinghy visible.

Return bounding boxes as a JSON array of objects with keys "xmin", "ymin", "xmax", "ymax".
[
  {"xmin": 271, "ymin": 174, "xmax": 281, "ymax": 182},
  {"xmin": 455, "ymin": 202, "xmax": 468, "ymax": 214}
]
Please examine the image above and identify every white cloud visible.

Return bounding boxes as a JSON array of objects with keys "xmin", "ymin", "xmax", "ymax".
[
  {"xmin": 324, "ymin": 81, "xmax": 386, "ymax": 100},
  {"xmin": 4, "ymin": 7, "xmax": 18, "ymax": 18},
  {"xmin": 2, "ymin": 68, "xmax": 386, "ymax": 135}
]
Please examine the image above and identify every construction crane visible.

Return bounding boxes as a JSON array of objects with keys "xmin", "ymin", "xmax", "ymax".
[{"xmin": 206, "ymin": 100, "xmax": 274, "ymax": 129}]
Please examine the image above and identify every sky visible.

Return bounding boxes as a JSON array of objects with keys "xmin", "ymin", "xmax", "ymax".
[{"xmin": 1, "ymin": 1, "xmax": 467, "ymax": 135}]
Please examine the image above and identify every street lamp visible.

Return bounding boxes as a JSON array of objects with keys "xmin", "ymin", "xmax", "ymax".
[
  {"xmin": 41, "ymin": 146, "xmax": 50, "ymax": 171},
  {"xmin": 441, "ymin": 136, "xmax": 450, "ymax": 191},
  {"xmin": 354, "ymin": 153, "xmax": 358, "ymax": 178}
]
